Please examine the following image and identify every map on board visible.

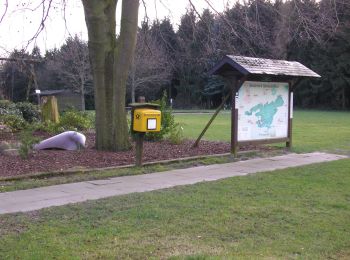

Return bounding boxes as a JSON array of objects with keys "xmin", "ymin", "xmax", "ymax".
[{"xmin": 237, "ymin": 81, "xmax": 289, "ymax": 141}]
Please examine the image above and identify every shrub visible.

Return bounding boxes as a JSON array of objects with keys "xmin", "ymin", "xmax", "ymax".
[
  {"xmin": 59, "ymin": 110, "xmax": 93, "ymax": 131},
  {"xmin": 32, "ymin": 110, "xmax": 93, "ymax": 134},
  {"xmin": 0, "ymin": 100, "xmax": 40, "ymax": 131},
  {"xmin": 0, "ymin": 114, "xmax": 27, "ymax": 131},
  {"xmin": 81, "ymin": 111, "xmax": 95, "ymax": 127},
  {"xmin": 16, "ymin": 102, "xmax": 40, "ymax": 123},
  {"xmin": 145, "ymin": 92, "xmax": 176, "ymax": 141},
  {"xmin": 18, "ymin": 128, "xmax": 41, "ymax": 159},
  {"xmin": 168, "ymin": 124, "xmax": 185, "ymax": 144},
  {"xmin": 33, "ymin": 121, "xmax": 64, "ymax": 134},
  {"xmin": 0, "ymin": 100, "xmax": 22, "ymax": 117}
]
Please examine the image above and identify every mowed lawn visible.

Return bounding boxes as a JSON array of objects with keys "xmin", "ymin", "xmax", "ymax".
[
  {"xmin": 0, "ymin": 159, "xmax": 349, "ymax": 259},
  {"xmin": 1, "ymin": 110, "xmax": 349, "ymax": 258},
  {"xmin": 175, "ymin": 110, "xmax": 350, "ymax": 153}
]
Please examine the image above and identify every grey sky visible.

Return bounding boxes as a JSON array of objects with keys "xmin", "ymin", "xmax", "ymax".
[{"xmin": 0, "ymin": 0, "xmax": 233, "ymax": 56}]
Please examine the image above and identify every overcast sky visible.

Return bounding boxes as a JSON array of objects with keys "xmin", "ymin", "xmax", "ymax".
[{"xmin": 0, "ymin": 0, "xmax": 234, "ymax": 57}]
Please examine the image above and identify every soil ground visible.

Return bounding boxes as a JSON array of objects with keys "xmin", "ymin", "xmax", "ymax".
[{"xmin": 0, "ymin": 132, "xmax": 274, "ymax": 178}]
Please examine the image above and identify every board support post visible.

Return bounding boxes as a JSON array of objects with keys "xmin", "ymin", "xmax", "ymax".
[
  {"xmin": 286, "ymin": 81, "xmax": 293, "ymax": 149},
  {"xmin": 135, "ymin": 133, "xmax": 145, "ymax": 167},
  {"xmin": 231, "ymin": 78, "xmax": 238, "ymax": 156},
  {"xmin": 231, "ymin": 76, "xmax": 246, "ymax": 157},
  {"xmin": 192, "ymin": 92, "xmax": 232, "ymax": 148}
]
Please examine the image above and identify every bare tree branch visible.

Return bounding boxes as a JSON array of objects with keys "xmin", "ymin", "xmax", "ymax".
[
  {"xmin": 0, "ymin": 0, "xmax": 8, "ymax": 24},
  {"xmin": 141, "ymin": 0, "xmax": 150, "ymax": 24},
  {"xmin": 188, "ymin": 0, "xmax": 202, "ymax": 19},
  {"xmin": 202, "ymin": 0, "xmax": 257, "ymax": 56},
  {"xmin": 25, "ymin": 0, "xmax": 54, "ymax": 49},
  {"xmin": 61, "ymin": 0, "xmax": 73, "ymax": 39}
]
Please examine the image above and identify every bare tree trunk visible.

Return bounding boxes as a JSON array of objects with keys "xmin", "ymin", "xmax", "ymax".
[
  {"xmin": 26, "ymin": 64, "xmax": 39, "ymax": 101},
  {"xmin": 80, "ymin": 80, "xmax": 86, "ymax": 111},
  {"xmin": 11, "ymin": 65, "xmax": 14, "ymax": 101},
  {"xmin": 26, "ymin": 78, "xmax": 32, "ymax": 101},
  {"xmin": 82, "ymin": 0, "xmax": 139, "ymax": 151},
  {"xmin": 342, "ymin": 86, "xmax": 346, "ymax": 110},
  {"xmin": 131, "ymin": 63, "xmax": 136, "ymax": 103}
]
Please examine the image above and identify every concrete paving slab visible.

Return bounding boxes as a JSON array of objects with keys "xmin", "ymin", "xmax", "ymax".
[
  {"xmin": 87, "ymin": 179, "xmax": 124, "ymax": 185},
  {"xmin": 0, "ymin": 189, "xmax": 70, "ymax": 203},
  {"xmin": 0, "ymin": 152, "xmax": 347, "ymax": 214}
]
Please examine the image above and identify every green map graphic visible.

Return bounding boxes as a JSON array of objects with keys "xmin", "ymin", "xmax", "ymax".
[{"xmin": 245, "ymin": 95, "xmax": 284, "ymax": 128}]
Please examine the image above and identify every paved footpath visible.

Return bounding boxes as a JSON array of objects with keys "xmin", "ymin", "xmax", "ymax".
[{"xmin": 0, "ymin": 152, "xmax": 347, "ymax": 214}]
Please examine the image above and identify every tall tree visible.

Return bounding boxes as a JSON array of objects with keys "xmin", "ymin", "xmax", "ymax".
[
  {"xmin": 150, "ymin": 18, "xmax": 178, "ymax": 59},
  {"xmin": 49, "ymin": 35, "xmax": 92, "ymax": 111},
  {"xmin": 0, "ymin": 49, "xmax": 41, "ymax": 102},
  {"xmin": 128, "ymin": 28, "xmax": 171, "ymax": 103},
  {"xmin": 82, "ymin": 0, "xmax": 139, "ymax": 151},
  {"xmin": 175, "ymin": 10, "xmax": 198, "ymax": 106},
  {"xmin": 37, "ymin": 48, "xmax": 65, "ymax": 92}
]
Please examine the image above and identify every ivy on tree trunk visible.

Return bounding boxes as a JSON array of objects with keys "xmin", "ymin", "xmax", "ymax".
[{"xmin": 82, "ymin": 0, "xmax": 139, "ymax": 151}]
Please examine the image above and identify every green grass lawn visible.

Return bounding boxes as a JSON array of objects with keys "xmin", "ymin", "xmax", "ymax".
[
  {"xmin": 1, "ymin": 159, "xmax": 349, "ymax": 259},
  {"xmin": 1, "ymin": 110, "xmax": 349, "ymax": 258},
  {"xmin": 175, "ymin": 110, "xmax": 350, "ymax": 153}
]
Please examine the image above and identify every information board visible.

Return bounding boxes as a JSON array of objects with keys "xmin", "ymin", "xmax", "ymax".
[{"xmin": 237, "ymin": 81, "xmax": 289, "ymax": 141}]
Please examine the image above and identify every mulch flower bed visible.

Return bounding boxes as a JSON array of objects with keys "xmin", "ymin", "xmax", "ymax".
[{"xmin": 0, "ymin": 132, "xmax": 270, "ymax": 178}]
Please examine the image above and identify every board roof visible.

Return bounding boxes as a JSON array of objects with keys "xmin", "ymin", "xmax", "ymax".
[{"xmin": 210, "ymin": 55, "xmax": 321, "ymax": 78}]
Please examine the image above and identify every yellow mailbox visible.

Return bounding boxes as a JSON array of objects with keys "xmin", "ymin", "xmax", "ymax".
[{"xmin": 133, "ymin": 108, "xmax": 161, "ymax": 132}]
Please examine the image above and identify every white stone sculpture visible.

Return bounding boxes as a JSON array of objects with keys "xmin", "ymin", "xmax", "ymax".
[{"xmin": 34, "ymin": 131, "xmax": 86, "ymax": 151}]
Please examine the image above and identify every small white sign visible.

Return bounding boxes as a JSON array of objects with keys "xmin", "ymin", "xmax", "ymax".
[
  {"xmin": 35, "ymin": 89, "xmax": 41, "ymax": 94},
  {"xmin": 147, "ymin": 118, "xmax": 157, "ymax": 130},
  {"xmin": 235, "ymin": 92, "xmax": 239, "ymax": 109}
]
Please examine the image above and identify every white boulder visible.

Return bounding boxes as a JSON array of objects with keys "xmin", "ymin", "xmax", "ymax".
[{"xmin": 34, "ymin": 131, "xmax": 86, "ymax": 151}]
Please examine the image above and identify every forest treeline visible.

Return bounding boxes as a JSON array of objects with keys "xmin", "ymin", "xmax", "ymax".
[{"xmin": 0, "ymin": 0, "xmax": 349, "ymax": 110}]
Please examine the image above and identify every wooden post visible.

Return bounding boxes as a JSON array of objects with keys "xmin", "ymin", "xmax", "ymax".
[
  {"xmin": 137, "ymin": 96, "xmax": 146, "ymax": 103},
  {"xmin": 192, "ymin": 91, "xmax": 232, "ymax": 148},
  {"xmin": 135, "ymin": 133, "xmax": 145, "ymax": 167},
  {"xmin": 286, "ymin": 82, "xmax": 293, "ymax": 149},
  {"xmin": 230, "ymin": 77, "xmax": 247, "ymax": 156},
  {"xmin": 37, "ymin": 93, "xmax": 41, "ymax": 106},
  {"xmin": 231, "ymin": 78, "xmax": 238, "ymax": 156},
  {"xmin": 131, "ymin": 102, "xmax": 160, "ymax": 167},
  {"xmin": 41, "ymin": 96, "xmax": 60, "ymax": 123},
  {"xmin": 131, "ymin": 105, "xmax": 143, "ymax": 166}
]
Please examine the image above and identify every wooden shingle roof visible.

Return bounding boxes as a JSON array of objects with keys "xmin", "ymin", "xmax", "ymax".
[{"xmin": 210, "ymin": 55, "xmax": 321, "ymax": 78}]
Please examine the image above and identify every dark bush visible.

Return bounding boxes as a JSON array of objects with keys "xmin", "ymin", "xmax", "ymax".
[
  {"xmin": 59, "ymin": 110, "xmax": 93, "ymax": 131},
  {"xmin": 16, "ymin": 102, "xmax": 40, "ymax": 123},
  {"xmin": 33, "ymin": 110, "xmax": 93, "ymax": 134},
  {"xmin": 0, "ymin": 114, "xmax": 27, "ymax": 131},
  {"xmin": 33, "ymin": 121, "xmax": 64, "ymax": 134},
  {"xmin": 0, "ymin": 100, "xmax": 22, "ymax": 117}
]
